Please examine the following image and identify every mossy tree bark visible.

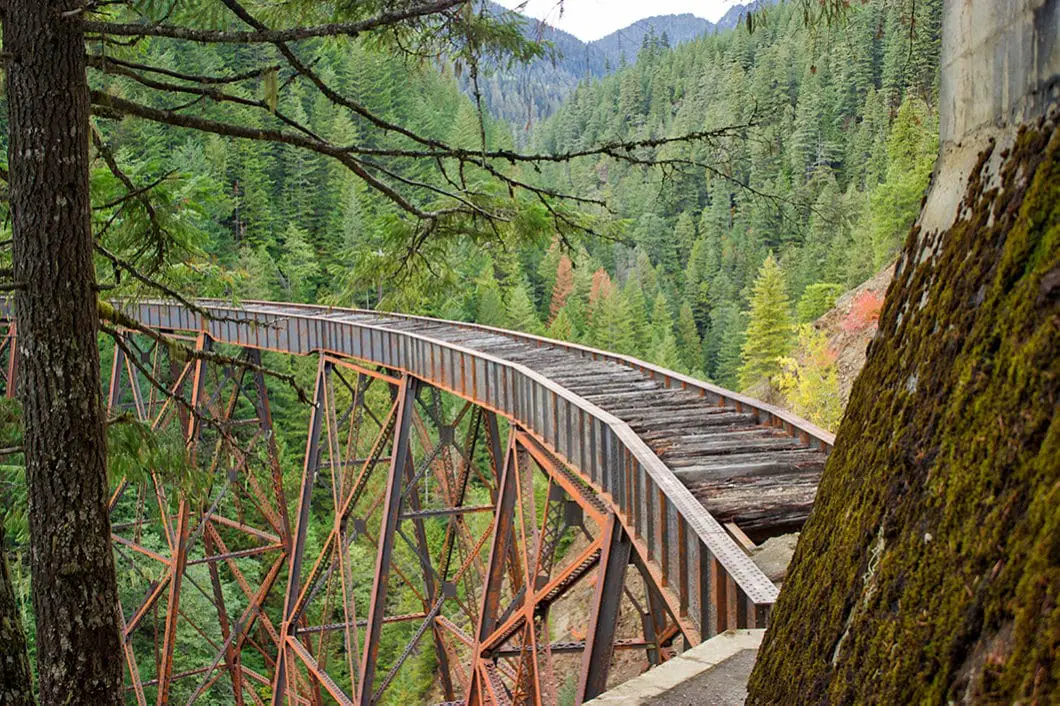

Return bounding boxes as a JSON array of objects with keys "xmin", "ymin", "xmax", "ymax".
[
  {"xmin": 4, "ymin": 1, "xmax": 124, "ymax": 702},
  {"xmin": 747, "ymin": 119, "xmax": 1058, "ymax": 703}
]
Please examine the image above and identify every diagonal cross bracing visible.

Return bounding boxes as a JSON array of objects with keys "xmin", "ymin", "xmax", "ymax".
[{"xmin": 0, "ymin": 299, "xmax": 833, "ymax": 704}]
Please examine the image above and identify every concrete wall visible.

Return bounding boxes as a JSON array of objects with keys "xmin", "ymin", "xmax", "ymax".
[
  {"xmin": 940, "ymin": 0, "xmax": 1059, "ymax": 144},
  {"xmin": 921, "ymin": 0, "xmax": 1059, "ymax": 235}
]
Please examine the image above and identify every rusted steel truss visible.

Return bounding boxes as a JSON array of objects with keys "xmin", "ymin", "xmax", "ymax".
[{"xmin": 0, "ymin": 304, "xmax": 766, "ymax": 704}]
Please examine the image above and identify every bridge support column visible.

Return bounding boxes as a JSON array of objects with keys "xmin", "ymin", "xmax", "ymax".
[
  {"xmin": 635, "ymin": 552, "xmax": 673, "ymax": 666},
  {"xmin": 273, "ymin": 355, "xmax": 332, "ymax": 704},
  {"xmin": 357, "ymin": 374, "xmax": 419, "ymax": 705},
  {"xmin": 467, "ymin": 429, "xmax": 519, "ymax": 705},
  {"xmin": 577, "ymin": 514, "xmax": 632, "ymax": 704},
  {"xmin": 157, "ymin": 331, "xmax": 210, "ymax": 705}
]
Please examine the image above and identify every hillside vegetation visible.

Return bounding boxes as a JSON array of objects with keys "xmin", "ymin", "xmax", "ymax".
[
  {"xmin": 0, "ymin": 0, "xmax": 947, "ymax": 702},
  {"xmin": 18, "ymin": 0, "xmax": 944, "ymax": 434},
  {"xmin": 466, "ymin": 0, "xmax": 942, "ymax": 429}
]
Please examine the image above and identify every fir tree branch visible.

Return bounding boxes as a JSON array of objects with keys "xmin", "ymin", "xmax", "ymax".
[
  {"xmin": 86, "ymin": 54, "xmax": 280, "ymax": 85},
  {"xmin": 81, "ymin": 0, "xmax": 466, "ymax": 43}
]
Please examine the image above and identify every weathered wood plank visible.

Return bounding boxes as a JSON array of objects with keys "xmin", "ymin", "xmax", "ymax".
[
  {"xmin": 668, "ymin": 450, "xmax": 827, "ymax": 483},
  {"xmin": 658, "ymin": 435, "xmax": 807, "ymax": 460},
  {"xmin": 691, "ymin": 472, "xmax": 820, "ymax": 533}
]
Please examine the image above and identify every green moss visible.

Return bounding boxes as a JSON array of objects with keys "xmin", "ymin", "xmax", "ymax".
[{"xmin": 747, "ymin": 118, "xmax": 1059, "ymax": 704}]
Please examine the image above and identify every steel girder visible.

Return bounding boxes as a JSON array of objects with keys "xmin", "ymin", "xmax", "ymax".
[{"xmin": 2, "ymin": 327, "xmax": 688, "ymax": 705}]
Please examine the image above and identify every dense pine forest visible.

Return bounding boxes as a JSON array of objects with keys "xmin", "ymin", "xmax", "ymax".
[
  {"xmin": 27, "ymin": 0, "xmax": 943, "ymax": 430},
  {"xmin": 522, "ymin": 0, "xmax": 941, "ymax": 423},
  {"xmin": 0, "ymin": 0, "xmax": 945, "ymax": 702}
]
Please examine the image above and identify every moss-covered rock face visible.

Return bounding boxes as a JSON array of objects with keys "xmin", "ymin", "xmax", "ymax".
[{"xmin": 747, "ymin": 116, "xmax": 1059, "ymax": 704}]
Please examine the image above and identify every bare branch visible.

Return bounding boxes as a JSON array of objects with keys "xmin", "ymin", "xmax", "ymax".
[
  {"xmin": 98, "ymin": 300, "xmax": 311, "ymax": 405},
  {"xmin": 81, "ymin": 0, "xmax": 464, "ymax": 43},
  {"xmin": 90, "ymin": 91, "xmax": 441, "ymax": 221}
]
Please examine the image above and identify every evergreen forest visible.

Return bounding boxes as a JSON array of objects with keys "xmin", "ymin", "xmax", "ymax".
[
  {"xmin": 0, "ymin": 0, "xmax": 947, "ymax": 702},
  {"xmin": 1, "ymin": 0, "xmax": 942, "ymax": 427}
]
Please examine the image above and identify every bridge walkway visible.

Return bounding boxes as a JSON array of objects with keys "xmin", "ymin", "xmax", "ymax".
[{"xmin": 240, "ymin": 301, "xmax": 830, "ymax": 542}]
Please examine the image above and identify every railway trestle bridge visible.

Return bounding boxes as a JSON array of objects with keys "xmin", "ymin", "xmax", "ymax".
[{"xmin": 0, "ymin": 300, "xmax": 833, "ymax": 705}]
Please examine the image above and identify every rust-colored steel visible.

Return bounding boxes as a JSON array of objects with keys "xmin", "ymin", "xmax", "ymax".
[{"xmin": 0, "ymin": 298, "xmax": 834, "ymax": 703}]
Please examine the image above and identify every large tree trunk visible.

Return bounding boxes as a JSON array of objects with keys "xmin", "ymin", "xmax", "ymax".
[{"xmin": 4, "ymin": 2, "xmax": 124, "ymax": 703}]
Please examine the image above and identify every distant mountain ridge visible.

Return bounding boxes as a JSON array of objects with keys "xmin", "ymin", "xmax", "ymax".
[
  {"xmin": 588, "ymin": 13, "xmax": 714, "ymax": 64},
  {"xmin": 715, "ymin": 0, "xmax": 777, "ymax": 30},
  {"xmin": 466, "ymin": 2, "xmax": 772, "ymax": 129}
]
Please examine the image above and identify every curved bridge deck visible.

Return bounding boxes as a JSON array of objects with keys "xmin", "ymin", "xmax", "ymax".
[
  {"xmin": 1, "ymin": 298, "xmax": 834, "ymax": 704},
  {"xmin": 136, "ymin": 300, "xmax": 836, "ymax": 625},
  {"xmin": 242, "ymin": 302, "xmax": 831, "ymax": 540}
]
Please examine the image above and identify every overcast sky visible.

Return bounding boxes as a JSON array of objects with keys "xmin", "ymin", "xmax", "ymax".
[{"xmin": 494, "ymin": 1, "xmax": 746, "ymax": 42}]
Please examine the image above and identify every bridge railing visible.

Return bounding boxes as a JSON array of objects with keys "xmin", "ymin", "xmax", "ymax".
[
  {"xmin": 320, "ymin": 306, "xmax": 837, "ymax": 452},
  {"xmin": 5, "ymin": 298, "xmax": 801, "ymax": 643},
  {"xmin": 197, "ymin": 299, "xmax": 793, "ymax": 640}
]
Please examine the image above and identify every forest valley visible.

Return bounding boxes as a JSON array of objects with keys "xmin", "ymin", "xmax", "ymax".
[{"xmin": 0, "ymin": 0, "xmax": 943, "ymax": 703}]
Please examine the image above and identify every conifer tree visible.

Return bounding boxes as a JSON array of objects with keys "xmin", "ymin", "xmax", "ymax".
[
  {"xmin": 651, "ymin": 330, "xmax": 683, "ymax": 371},
  {"xmin": 547, "ymin": 306, "xmax": 575, "ymax": 341},
  {"xmin": 650, "ymin": 292, "xmax": 675, "ymax": 350},
  {"xmin": 738, "ymin": 254, "xmax": 794, "ymax": 391},
  {"xmin": 603, "ymin": 289, "xmax": 636, "ymax": 355},
  {"xmin": 537, "ymin": 238, "xmax": 563, "ymax": 317},
  {"xmin": 634, "ymin": 213, "xmax": 679, "ymax": 276},
  {"xmin": 588, "ymin": 268, "xmax": 613, "ymax": 317},
  {"xmin": 623, "ymin": 276, "xmax": 651, "ymax": 356},
  {"xmin": 475, "ymin": 268, "xmax": 506, "ymax": 328},
  {"xmin": 866, "ymin": 97, "xmax": 939, "ymax": 266},
  {"xmin": 711, "ymin": 302, "xmax": 746, "ymax": 388},
  {"xmin": 795, "ymin": 176, "xmax": 853, "ymax": 292},
  {"xmin": 633, "ymin": 250, "xmax": 660, "ymax": 303},
  {"xmin": 564, "ymin": 255, "xmax": 595, "ymax": 336},
  {"xmin": 880, "ymin": 4, "xmax": 911, "ymax": 102},
  {"xmin": 278, "ymin": 224, "xmax": 319, "ymax": 303},
  {"xmin": 684, "ymin": 237, "xmax": 716, "ymax": 332},
  {"xmin": 506, "ymin": 282, "xmax": 544, "ymax": 334},
  {"xmin": 673, "ymin": 210, "xmax": 698, "ymax": 264},
  {"xmin": 587, "ymin": 270, "xmax": 634, "ymax": 353},
  {"xmin": 676, "ymin": 302, "xmax": 703, "ymax": 373}
]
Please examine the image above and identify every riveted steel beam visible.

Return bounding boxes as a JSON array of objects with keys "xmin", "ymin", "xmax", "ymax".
[
  {"xmin": 357, "ymin": 374, "xmax": 419, "ymax": 705},
  {"xmin": 577, "ymin": 514, "xmax": 632, "ymax": 704}
]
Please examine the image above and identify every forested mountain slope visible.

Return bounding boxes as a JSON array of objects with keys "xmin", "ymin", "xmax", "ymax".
[
  {"xmin": 466, "ymin": 2, "xmax": 743, "ymax": 126},
  {"xmin": 518, "ymin": 0, "xmax": 941, "ymax": 425},
  {"xmin": 39, "ymin": 0, "xmax": 943, "ymax": 437},
  {"xmin": 462, "ymin": 2, "xmax": 609, "ymax": 127}
]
